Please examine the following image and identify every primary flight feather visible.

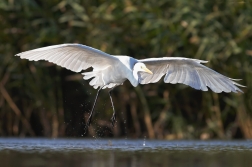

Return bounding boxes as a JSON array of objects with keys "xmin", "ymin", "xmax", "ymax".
[{"xmin": 16, "ymin": 44, "xmax": 244, "ymax": 127}]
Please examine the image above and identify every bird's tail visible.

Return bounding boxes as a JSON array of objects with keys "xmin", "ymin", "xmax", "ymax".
[
  {"xmin": 82, "ymin": 71, "xmax": 102, "ymax": 89},
  {"xmin": 82, "ymin": 67, "xmax": 119, "ymax": 89}
]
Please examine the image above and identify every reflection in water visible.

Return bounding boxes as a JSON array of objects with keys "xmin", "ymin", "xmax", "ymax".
[{"xmin": 0, "ymin": 138, "xmax": 252, "ymax": 167}]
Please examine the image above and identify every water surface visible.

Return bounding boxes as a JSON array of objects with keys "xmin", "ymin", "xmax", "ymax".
[{"xmin": 0, "ymin": 138, "xmax": 251, "ymax": 167}]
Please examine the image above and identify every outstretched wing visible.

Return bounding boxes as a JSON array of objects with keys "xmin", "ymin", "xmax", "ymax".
[
  {"xmin": 139, "ymin": 57, "xmax": 244, "ymax": 93},
  {"xmin": 16, "ymin": 44, "xmax": 118, "ymax": 72}
]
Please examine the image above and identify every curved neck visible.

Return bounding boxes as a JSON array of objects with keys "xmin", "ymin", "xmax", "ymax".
[{"xmin": 131, "ymin": 69, "xmax": 139, "ymax": 87}]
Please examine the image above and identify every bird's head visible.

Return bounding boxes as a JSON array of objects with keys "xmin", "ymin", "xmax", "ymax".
[{"xmin": 133, "ymin": 63, "xmax": 153, "ymax": 74}]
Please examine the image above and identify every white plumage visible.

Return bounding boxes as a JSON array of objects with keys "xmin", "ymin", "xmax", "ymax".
[
  {"xmin": 16, "ymin": 44, "xmax": 244, "ymax": 127},
  {"xmin": 16, "ymin": 44, "xmax": 244, "ymax": 92}
]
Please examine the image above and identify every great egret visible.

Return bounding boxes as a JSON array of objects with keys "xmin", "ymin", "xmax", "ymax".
[{"xmin": 16, "ymin": 44, "xmax": 244, "ymax": 127}]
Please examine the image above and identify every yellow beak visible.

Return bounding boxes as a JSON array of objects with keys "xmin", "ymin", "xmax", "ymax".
[{"xmin": 142, "ymin": 66, "xmax": 153, "ymax": 74}]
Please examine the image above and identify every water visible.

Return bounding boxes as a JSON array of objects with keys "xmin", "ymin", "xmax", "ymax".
[{"xmin": 0, "ymin": 138, "xmax": 252, "ymax": 167}]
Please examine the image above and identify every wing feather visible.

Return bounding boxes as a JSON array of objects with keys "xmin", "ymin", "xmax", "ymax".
[
  {"xmin": 195, "ymin": 69, "xmax": 208, "ymax": 91},
  {"xmin": 139, "ymin": 57, "xmax": 244, "ymax": 93},
  {"xmin": 178, "ymin": 66, "xmax": 186, "ymax": 83},
  {"xmin": 16, "ymin": 44, "xmax": 118, "ymax": 72},
  {"xmin": 175, "ymin": 65, "xmax": 183, "ymax": 83}
]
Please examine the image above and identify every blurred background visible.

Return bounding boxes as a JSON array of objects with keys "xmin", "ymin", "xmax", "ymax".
[{"xmin": 0, "ymin": 0, "xmax": 251, "ymax": 139}]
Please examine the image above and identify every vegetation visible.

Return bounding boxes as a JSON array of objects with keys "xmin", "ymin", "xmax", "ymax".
[{"xmin": 0, "ymin": 0, "xmax": 252, "ymax": 139}]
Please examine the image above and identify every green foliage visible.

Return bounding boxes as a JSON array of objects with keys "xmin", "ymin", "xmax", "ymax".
[{"xmin": 0, "ymin": 0, "xmax": 251, "ymax": 139}]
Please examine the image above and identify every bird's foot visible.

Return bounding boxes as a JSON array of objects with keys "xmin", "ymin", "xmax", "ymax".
[{"xmin": 111, "ymin": 113, "xmax": 116, "ymax": 127}]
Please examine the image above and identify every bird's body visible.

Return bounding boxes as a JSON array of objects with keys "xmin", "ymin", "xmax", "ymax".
[
  {"xmin": 16, "ymin": 43, "xmax": 244, "ymax": 127},
  {"xmin": 83, "ymin": 55, "xmax": 139, "ymax": 89}
]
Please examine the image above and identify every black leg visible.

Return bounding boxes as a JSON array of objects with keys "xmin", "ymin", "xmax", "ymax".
[
  {"xmin": 86, "ymin": 87, "xmax": 103, "ymax": 127},
  {"xmin": 109, "ymin": 87, "xmax": 117, "ymax": 127}
]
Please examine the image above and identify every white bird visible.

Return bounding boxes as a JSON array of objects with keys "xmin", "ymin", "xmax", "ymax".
[{"xmin": 16, "ymin": 44, "xmax": 244, "ymax": 127}]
